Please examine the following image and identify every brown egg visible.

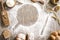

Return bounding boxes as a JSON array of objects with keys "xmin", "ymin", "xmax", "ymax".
[
  {"xmin": 50, "ymin": 35, "xmax": 56, "ymax": 40},
  {"xmin": 56, "ymin": 36, "xmax": 60, "ymax": 40},
  {"xmin": 0, "ymin": 0, "xmax": 2, "ymax": 2},
  {"xmin": 54, "ymin": 4, "xmax": 60, "ymax": 12},
  {"xmin": 49, "ymin": 31, "xmax": 60, "ymax": 40},
  {"xmin": 58, "ymin": 31, "xmax": 60, "ymax": 36},
  {"xmin": 51, "ymin": 31, "xmax": 58, "ymax": 36},
  {"xmin": 50, "ymin": 0, "xmax": 59, "ymax": 5}
]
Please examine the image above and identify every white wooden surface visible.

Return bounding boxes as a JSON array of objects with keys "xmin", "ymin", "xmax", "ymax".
[{"xmin": 0, "ymin": 0, "xmax": 60, "ymax": 40}]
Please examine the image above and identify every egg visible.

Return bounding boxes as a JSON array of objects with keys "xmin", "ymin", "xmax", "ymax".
[
  {"xmin": 54, "ymin": 4, "xmax": 60, "ymax": 12},
  {"xmin": 50, "ymin": 0, "xmax": 59, "ymax": 5}
]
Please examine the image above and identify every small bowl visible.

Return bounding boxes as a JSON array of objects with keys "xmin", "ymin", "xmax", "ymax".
[{"xmin": 6, "ymin": 0, "xmax": 16, "ymax": 8}]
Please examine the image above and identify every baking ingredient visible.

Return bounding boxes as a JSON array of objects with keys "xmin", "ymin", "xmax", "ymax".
[
  {"xmin": 50, "ymin": 0, "xmax": 59, "ymax": 5},
  {"xmin": 54, "ymin": 4, "xmax": 60, "ymax": 12},
  {"xmin": 1, "ymin": 0, "xmax": 9, "ymax": 26},
  {"xmin": 1, "ymin": 10, "xmax": 9, "ymax": 26},
  {"xmin": 49, "ymin": 30, "xmax": 60, "ymax": 40},
  {"xmin": 16, "ymin": 33, "xmax": 26, "ymax": 40},
  {"xmin": 6, "ymin": 0, "xmax": 16, "ymax": 7},
  {"xmin": 2, "ymin": 29, "xmax": 11, "ymax": 39}
]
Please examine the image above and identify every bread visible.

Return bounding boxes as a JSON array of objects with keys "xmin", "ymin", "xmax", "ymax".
[
  {"xmin": 16, "ymin": 33, "xmax": 26, "ymax": 40},
  {"xmin": 1, "ymin": 10, "xmax": 9, "ymax": 26},
  {"xmin": 49, "ymin": 30, "xmax": 60, "ymax": 40},
  {"xmin": 2, "ymin": 29, "xmax": 11, "ymax": 39}
]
